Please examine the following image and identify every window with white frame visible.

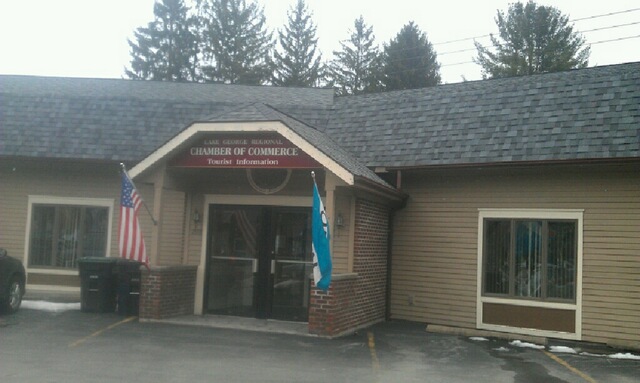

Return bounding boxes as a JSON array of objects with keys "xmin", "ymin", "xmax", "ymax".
[
  {"xmin": 28, "ymin": 200, "xmax": 111, "ymax": 269},
  {"xmin": 482, "ymin": 217, "xmax": 577, "ymax": 302}
]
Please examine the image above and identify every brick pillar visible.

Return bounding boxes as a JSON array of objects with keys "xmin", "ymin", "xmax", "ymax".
[
  {"xmin": 309, "ymin": 273, "xmax": 362, "ymax": 337},
  {"xmin": 139, "ymin": 265, "xmax": 197, "ymax": 320}
]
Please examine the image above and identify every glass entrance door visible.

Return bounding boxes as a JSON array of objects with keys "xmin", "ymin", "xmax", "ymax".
[
  {"xmin": 206, "ymin": 207, "xmax": 260, "ymax": 317},
  {"xmin": 205, "ymin": 205, "xmax": 312, "ymax": 321},
  {"xmin": 270, "ymin": 209, "xmax": 313, "ymax": 321}
]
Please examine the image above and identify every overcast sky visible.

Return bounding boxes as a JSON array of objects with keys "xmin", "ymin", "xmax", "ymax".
[{"xmin": 0, "ymin": 0, "xmax": 638, "ymax": 83}]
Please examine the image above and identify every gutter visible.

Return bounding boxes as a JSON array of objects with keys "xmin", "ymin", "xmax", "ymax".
[{"xmin": 353, "ymin": 174, "xmax": 407, "ymax": 207}]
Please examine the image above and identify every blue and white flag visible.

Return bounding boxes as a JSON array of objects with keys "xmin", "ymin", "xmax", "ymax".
[{"xmin": 312, "ymin": 177, "xmax": 332, "ymax": 291}]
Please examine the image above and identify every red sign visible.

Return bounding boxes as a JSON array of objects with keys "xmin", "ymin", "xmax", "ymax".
[{"xmin": 171, "ymin": 134, "xmax": 321, "ymax": 168}]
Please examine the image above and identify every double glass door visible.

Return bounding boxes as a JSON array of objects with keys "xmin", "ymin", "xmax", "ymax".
[{"xmin": 205, "ymin": 205, "xmax": 312, "ymax": 321}]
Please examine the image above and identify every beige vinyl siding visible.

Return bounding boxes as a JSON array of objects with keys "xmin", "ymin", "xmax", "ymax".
[
  {"xmin": 391, "ymin": 163, "xmax": 640, "ymax": 345},
  {"xmin": 392, "ymin": 195, "xmax": 477, "ymax": 328},
  {"xmin": 0, "ymin": 165, "xmax": 33, "ymax": 262},
  {"xmin": 136, "ymin": 183, "xmax": 156, "ymax": 260},
  {"xmin": 185, "ymin": 230, "xmax": 203, "ymax": 266},
  {"xmin": 331, "ymin": 194, "xmax": 352, "ymax": 273},
  {"xmin": 158, "ymin": 189, "xmax": 186, "ymax": 265},
  {"xmin": 184, "ymin": 193, "xmax": 205, "ymax": 266}
]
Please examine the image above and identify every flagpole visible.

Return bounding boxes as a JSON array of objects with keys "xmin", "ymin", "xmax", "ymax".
[{"xmin": 120, "ymin": 163, "xmax": 158, "ymax": 226}]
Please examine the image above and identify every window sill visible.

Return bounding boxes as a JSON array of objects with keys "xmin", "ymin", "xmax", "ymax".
[
  {"xmin": 480, "ymin": 296, "xmax": 577, "ymax": 310},
  {"xmin": 26, "ymin": 268, "xmax": 79, "ymax": 276}
]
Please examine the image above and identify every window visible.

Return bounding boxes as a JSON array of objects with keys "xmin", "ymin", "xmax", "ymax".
[
  {"xmin": 483, "ymin": 218, "xmax": 577, "ymax": 302},
  {"xmin": 29, "ymin": 204, "xmax": 110, "ymax": 269}
]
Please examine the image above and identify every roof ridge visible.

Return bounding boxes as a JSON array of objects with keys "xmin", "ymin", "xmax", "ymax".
[
  {"xmin": 0, "ymin": 75, "xmax": 335, "ymax": 106},
  {"xmin": 335, "ymin": 61, "xmax": 640, "ymax": 104}
]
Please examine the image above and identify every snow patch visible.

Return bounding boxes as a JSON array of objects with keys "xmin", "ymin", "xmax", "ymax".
[
  {"xmin": 509, "ymin": 340, "xmax": 545, "ymax": 350},
  {"xmin": 22, "ymin": 300, "xmax": 80, "ymax": 312},
  {"xmin": 493, "ymin": 347, "xmax": 510, "ymax": 352},
  {"xmin": 549, "ymin": 346, "xmax": 577, "ymax": 354},
  {"xmin": 469, "ymin": 337, "xmax": 489, "ymax": 341},
  {"xmin": 608, "ymin": 353, "xmax": 640, "ymax": 361},
  {"xmin": 579, "ymin": 352, "xmax": 604, "ymax": 357}
]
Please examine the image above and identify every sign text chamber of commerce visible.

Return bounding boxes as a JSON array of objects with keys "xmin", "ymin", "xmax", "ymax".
[{"xmin": 172, "ymin": 134, "xmax": 320, "ymax": 168}]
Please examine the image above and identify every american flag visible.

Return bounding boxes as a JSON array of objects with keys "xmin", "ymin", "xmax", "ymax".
[{"xmin": 119, "ymin": 170, "xmax": 148, "ymax": 265}]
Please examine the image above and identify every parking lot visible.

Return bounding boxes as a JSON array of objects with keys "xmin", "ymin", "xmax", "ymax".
[{"xmin": 1, "ymin": 305, "xmax": 638, "ymax": 383}]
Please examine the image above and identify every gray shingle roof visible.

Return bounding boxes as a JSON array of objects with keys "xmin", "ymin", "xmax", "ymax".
[
  {"xmin": 1, "ymin": 63, "xmax": 638, "ymax": 170},
  {"xmin": 0, "ymin": 94, "xmax": 226, "ymax": 161},
  {"xmin": 263, "ymin": 105, "xmax": 392, "ymax": 187},
  {"xmin": 0, "ymin": 75, "xmax": 333, "ymax": 162},
  {"xmin": 0, "ymin": 75, "xmax": 335, "ymax": 105},
  {"xmin": 324, "ymin": 62, "xmax": 640, "ymax": 167}
]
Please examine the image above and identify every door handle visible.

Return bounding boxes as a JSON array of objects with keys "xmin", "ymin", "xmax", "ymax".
[
  {"xmin": 270, "ymin": 260, "xmax": 276, "ymax": 275},
  {"xmin": 252, "ymin": 259, "xmax": 258, "ymax": 274}
]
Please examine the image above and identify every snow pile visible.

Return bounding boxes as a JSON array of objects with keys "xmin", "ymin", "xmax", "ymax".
[
  {"xmin": 608, "ymin": 353, "xmax": 640, "ymax": 361},
  {"xmin": 501, "ymin": 340, "xmax": 640, "ymax": 360},
  {"xmin": 576, "ymin": 351, "xmax": 640, "ymax": 360},
  {"xmin": 22, "ymin": 300, "xmax": 80, "ymax": 312},
  {"xmin": 469, "ymin": 337, "xmax": 489, "ymax": 341},
  {"xmin": 509, "ymin": 340, "xmax": 545, "ymax": 350},
  {"xmin": 549, "ymin": 346, "xmax": 577, "ymax": 354}
]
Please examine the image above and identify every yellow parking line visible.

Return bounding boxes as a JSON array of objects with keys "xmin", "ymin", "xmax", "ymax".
[
  {"xmin": 542, "ymin": 350, "xmax": 598, "ymax": 383},
  {"xmin": 367, "ymin": 332, "xmax": 381, "ymax": 374},
  {"xmin": 69, "ymin": 316, "xmax": 137, "ymax": 348}
]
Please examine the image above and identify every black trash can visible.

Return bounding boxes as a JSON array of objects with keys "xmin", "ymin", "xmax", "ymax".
[
  {"xmin": 116, "ymin": 259, "xmax": 142, "ymax": 316},
  {"xmin": 78, "ymin": 257, "xmax": 118, "ymax": 313}
]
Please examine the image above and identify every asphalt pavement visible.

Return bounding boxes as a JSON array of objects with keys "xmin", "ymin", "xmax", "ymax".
[{"xmin": 1, "ymin": 307, "xmax": 638, "ymax": 383}]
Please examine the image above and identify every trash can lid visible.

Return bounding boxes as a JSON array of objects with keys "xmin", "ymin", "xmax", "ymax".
[{"xmin": 78, "ymin": 257, "xmax": 119, "ymax": 264}]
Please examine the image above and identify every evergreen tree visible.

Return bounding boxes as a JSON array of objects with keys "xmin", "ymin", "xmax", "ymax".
[
  {"xmin": 382, "ymin": 22, "xmax": 441, "ymax": 91},
  {"xmin": 196, "ymin": 0, "xmax": 273, "ymax": 85},
  {"xmin": 475, "ymin": 1, "xmax": 590, "ymax": 78},
  {"xmin": 271, "ymin": 0, "xmax": 323, "ymax": 87},
  {"xmin": 125, "ymin": 0, "xmax": 199, "ymax": 82},
  {"xmin": 328, "ymin": 16, "xmax": 383, "ymax": 95}
]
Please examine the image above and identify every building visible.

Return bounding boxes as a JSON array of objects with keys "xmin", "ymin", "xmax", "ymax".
[{"xmin": 1, "ymin": 62, "xmax": 638, "ymax": 349}]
